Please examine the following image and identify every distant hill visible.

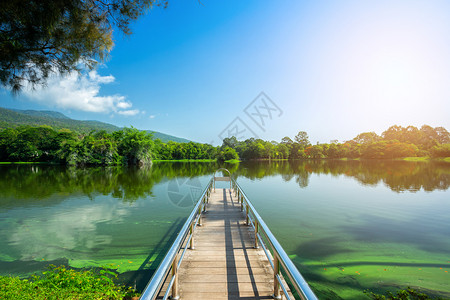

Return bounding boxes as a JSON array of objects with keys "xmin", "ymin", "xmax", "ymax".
[
  {"xmin": 147, "ymin": 130, "xmax": 191, "ymax": 143},
  {"xmin": 9, "ymin": 109, "xmax": 70, "ymax": 119},
  {"xmin": 0, "ymin": 107, "xmax": 191, "ymax": 143}
]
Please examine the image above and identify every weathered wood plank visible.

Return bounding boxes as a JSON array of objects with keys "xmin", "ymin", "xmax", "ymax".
[{"xmin": 159, "ymin": 188, "xmax": 292, "ymax": 300}]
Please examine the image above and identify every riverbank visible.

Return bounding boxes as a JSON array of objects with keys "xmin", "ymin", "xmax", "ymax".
[{"xmin": 2, "ymin": 156, "xmax": 450, "ymax": 165}]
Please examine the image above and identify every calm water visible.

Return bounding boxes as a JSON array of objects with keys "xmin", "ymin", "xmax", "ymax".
[{"xmin": 0, "ymin": 161, "xmax": 449, "ymax": 299}]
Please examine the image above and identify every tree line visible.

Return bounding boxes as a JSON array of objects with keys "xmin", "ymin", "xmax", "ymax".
[
  {"xmin": 0, "ymin": 124, "xmax": 449, "ymax": 165},
  {"xmin": 220, "ymin": 125, "xmax": 450, "ymax": 160},
  {"xmin": 0, "ymin": 125, "xmax": 226, "ymax": 165}
]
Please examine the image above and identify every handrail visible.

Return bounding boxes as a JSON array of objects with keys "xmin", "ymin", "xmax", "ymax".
[
  {"xmin": 213, "ymin": 168, "xmax": 231, "ymax": 190},
  {"xmin": 231, "ymin": 178, "xmax": 318, "ymax": 300},
  {"xmin": 139, "ymin": 178, "xmax": 213, "ymax": 300},
  {"xmin": 139, "ymin": 174, "xmax": 317, "ymax": 300}
]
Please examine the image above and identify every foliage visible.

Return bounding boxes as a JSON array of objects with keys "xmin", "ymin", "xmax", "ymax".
[
  {"xmin": 219, "ymin": 124, "xmax": 449, "ymax": 161},
  {"xmin": 217, "ymin": 146, "xmax": 239, "ymax": 162},
  {"xmin": 0, "ymin": 264, "xmax": 138, "ymax": 299},
  {"xmin": 117, "ymin": 127, "xmax": 154, "ymax": 165},
  {"xmin": 153, "ymin": 140, "xmax": 217, "ymax": 161},
  {"xmin": 0, "ymin": 126, "xmax": 155, "ymax": 165},
  {"xmin": 430, "ymin": 144, "xmax": 450, "ymax": 158},
  {"xmin": 294, "ymin": 131, "xmax": 311, "ymax": 147},
  {"xmin": 0, "ymin": 0, "xmax": 167, "ymax": 93},
  {"xmin": 1, "ymin": 124, "xmax": 449, "ymax": 165}
]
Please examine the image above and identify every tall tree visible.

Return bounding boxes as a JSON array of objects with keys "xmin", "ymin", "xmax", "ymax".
[
  {"xmin": 294, "ymin": 131, "xmax": 310, "ymax": 148},
  {"xmin": 1, "ymin": 0, "xmax": 167, "ymax": 92},
  {"xmin": 281, "ymin": 136, "xmax": 294, "ymax": 145},
  {"xmin": 352, "ymin": 132, "xmax": 381, "ymax": 144}
]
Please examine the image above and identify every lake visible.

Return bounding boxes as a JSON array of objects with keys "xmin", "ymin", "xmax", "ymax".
[{"xmin": 0, "ymin": 160, "xmax": 449, "ymax": 299}]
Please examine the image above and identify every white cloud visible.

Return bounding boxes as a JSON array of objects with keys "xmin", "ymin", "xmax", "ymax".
[
  {"xmin": 118, "ymin": 109, "xmax": 140, "ymax": 116},
  {"xmin": 116, "ymin": 101, "xmax": 132, "ymax": 109},
  {"xmin": 149, "ymin": 115, "xmax": 156, "ymax": 119},
  {"xmin": 23, "ymin": 70, "xmax": 140, "ymax": 115}
]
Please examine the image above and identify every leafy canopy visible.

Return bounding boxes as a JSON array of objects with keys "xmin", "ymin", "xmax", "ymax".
[{"xmin": 0, "ymin": 0, "xmax": 167, "ymax": 93}]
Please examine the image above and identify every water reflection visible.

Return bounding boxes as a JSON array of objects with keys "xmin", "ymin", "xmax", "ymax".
[
  {"xmin": 236, "ymin": 160, "xmax": 450, "ymax": 192},
  {"xmin": 9, "ymin": 199, "xmax": 127, "ymax": 261},
  {"xmin": 0, "ymin": 163, "xmax": 221, "ymax": 207},
  {"xmin": 0, "ymin": 160, "xmax": 449, "ymax": 297},
  {"xmin": 0, "ymin": 160, "xmax": 448, "ymax": 208}
]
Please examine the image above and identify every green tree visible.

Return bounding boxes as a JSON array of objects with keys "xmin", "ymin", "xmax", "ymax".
[
  {"xmin": 305, "ymin": 145, "xmax": 324, "ymax": 158},
  {"xmin": 276, "ymin": 143, "xmax": 289, "ymax": 159},
  {"xmin": 118, "ymin": 127, "xmax": 154, "ymax": 165},
  {"xmin": 382, "ymin": 125, "xmax": 405, "ymax": 142},
  {"xmin": 1, "ymin": 0, "xmax": 167, "ymax": 92},
  {"xmin": 222, "ymin": 136, "xmax": 239, "ymax": 149},
  {"xmin": 0, "ymin": 128, "xmax": 18, "ymax": 160},
  {"xmin": 281, "ymin": 136, "xmax": 294, "ymax": 145},
  {"xmin": 430, "ymin": 144, "xmax": 450, "ymax": 158},
  {"xmin": 352, "ymin": 132, "xmax": 381, "ymax": 144},
  {"xmin": 217, "ymin": 146, "xmax": 239, "ymax": 162},
  {"xmin": 294, "ymin": 131, "xmax": 310, "ymax": 148},
  {"xmin": 435, "ymin": 126, "xmax": 450, "ymax": 144}
]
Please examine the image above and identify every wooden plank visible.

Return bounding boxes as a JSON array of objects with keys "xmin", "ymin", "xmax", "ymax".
[
  {"xmin": 214, "ymin": 177, "xmax": 231, "ymax": 181},
  {"xmin": 185, "ymin": 188, "xmax": 288, "ymax": 299},
  {"xmin": 159, "ymin": 188, "xmax": 293, "ymax": 300}
]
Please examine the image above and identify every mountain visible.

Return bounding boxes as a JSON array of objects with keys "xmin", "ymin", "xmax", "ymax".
[
  {"xmin": 0, "ymin": 107, "xmax": 191, "ymax": 143},
  {"xmin": 9, "ymin": 109, "xmax": 70, "ymax": 119}
]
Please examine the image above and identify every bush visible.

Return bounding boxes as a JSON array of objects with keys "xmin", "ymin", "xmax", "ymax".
[
  {"xmin": 0, "ymin": 265, "xmax": 138, "ymax": 300},
  {"xmin": 217, "ymin": 146, "xmax": 239, "ymax": 162}
]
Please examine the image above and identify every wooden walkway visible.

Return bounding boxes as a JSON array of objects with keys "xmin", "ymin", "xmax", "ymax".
[{"xmin": 173, "ymin": 188, "xmax": 287, "ymax": 300}]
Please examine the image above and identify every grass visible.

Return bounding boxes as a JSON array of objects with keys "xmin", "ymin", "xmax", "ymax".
[
  {"xmin": 402, "ymin": 157, "xmax": 430, "ymax": 162},
  {"xmin": 401, "ymin": 157, "xmax": 450, "ymax": 162},
  {"xmin": 338, "ymin": 157, "xmax": 360, "ymax": 161},
  {"xmin": 224, "ymin": 159, "xmax": 240, "ymax": 163},
  {"xmin": 0, "ymin": 265, "xmax": 139, "ymax": 300}
]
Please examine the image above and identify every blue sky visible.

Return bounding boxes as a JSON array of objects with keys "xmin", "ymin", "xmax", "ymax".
[{"xmin": 1, "ymin": 0, "xmax": 450, "ymax": 144}]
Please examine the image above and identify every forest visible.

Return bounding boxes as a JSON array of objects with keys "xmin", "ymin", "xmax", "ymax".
[
  {"xmin": 0, "ymin": 124, "xmax": 449, "ymax": 165},
  {"xmin": 220, "ymin": 125, "xmax": 450, "ymax": 160}
]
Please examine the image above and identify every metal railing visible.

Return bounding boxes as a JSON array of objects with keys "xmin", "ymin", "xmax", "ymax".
[
  {"xmin": 139, "ymin": 178, "xmax": 213, "ymax": 300},
  {"xmin": 213, "ymin": 167, "xmax": 231, "ymax": 191},
  {"xmin": 139, "ymin": 173, "xmax": 317, "ymax": 300},
  {"xmin": 231, "ymin": 178, "xmax": 318, "ymax": 300}
]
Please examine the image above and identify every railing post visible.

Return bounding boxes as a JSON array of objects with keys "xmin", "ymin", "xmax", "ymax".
[
  {"xmin": 254, "ymin": 219, "xmax": 259, "ymax": 249},
  {"xmin": 171, "ymin": 254, "xmax": 180, "ymax": 300},
  {"xmin": 246, "ymin": 205, "xmax": 249, "ymax": 226},
  {"xmin": 198, "ymin": 205, "xmax": 202, "ymax": 226},
  {"xmin": 240, "ymin": 194, "xmax": 244, "ymax": 211},
  {"xmin": 202, "ymin": 195, "xmax": 206, "ymax": 212},
  {"xmin": 189, "ymin": 222, "xmax": 195, "ymax": 249},
  {"xmin": 273, "ymin": 254, "xmax": 281, "ymax": 299}
]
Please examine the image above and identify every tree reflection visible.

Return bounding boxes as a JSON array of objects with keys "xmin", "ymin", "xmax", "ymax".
[
  {"xmin": 0, "ymin": 160, "xmax": 448, "ymax": 208},
  {"xmin": 234, "ymin": 160, "xmax": 450, "ymax": 192},
  {"xmin": 0, "ymin": 162, "xmax": 219, "ymax": 206}
]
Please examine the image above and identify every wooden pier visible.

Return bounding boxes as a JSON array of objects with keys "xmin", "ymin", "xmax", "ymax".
[
  {"xmin": 142, "ymin": 174, "xmax": 317, "ymax": 300},
  {"xmin": 162, "ymin": 188, "xmax": 292, "ymax": 300}
]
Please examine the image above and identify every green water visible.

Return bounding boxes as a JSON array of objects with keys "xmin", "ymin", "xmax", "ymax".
[{"xmin": 0, "ymin": 161, "xmax": 449, "ymax": 299}]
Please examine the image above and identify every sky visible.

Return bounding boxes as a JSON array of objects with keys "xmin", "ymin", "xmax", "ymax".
[{"xmin": 1, "ymin": 0, "xmax": 450, "ymax": 145}]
